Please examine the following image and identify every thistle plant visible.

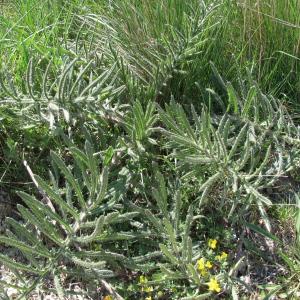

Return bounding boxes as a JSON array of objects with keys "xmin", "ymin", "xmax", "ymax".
[
  {"xmin": 157, "ymin": 83, "xmax": 300, "ymax": 231},
  {"xmin": 0, "ymin": 1, "xmax": 300, "ymax": 297},
  {"xmin": 0, "ymin": 56, "xmax": 125, "ymax": 130},
  {"xmin": 131, "ymin": 171, "xmax": 236, "ymax": 299},
  {"xmin": 0, "ymin": 142, "xmax": 139, "ymax": 299}
]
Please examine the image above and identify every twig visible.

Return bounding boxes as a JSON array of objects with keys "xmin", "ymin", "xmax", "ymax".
[
  {"xmin": 23, "ymin": 160, "xmax": 56, "ymax": 214},
  {"xmin": 101, "ymin": 279, "xmax": 124, "ymax": 300}
]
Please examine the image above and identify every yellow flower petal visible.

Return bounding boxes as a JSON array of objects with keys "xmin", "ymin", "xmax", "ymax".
[
  {"xmin": 208, "ymin": 239, "xmax": 217, "ymax": 249},
  {"xmin": 197, "ymin": 258, "xmax": 205, "ymax": 271},
  {"xmin": 103, "ymin": 296, "xmax": 113, "ymax": 300},
  {"xmin": 208, "ymin": 277, "xmax": 221, "ymax": 293},
  {"xmin": 139, "ymin": 275, "xmax": 148, "ymax": 284},
  {"xmin": 205, "ymin": 261, "xmax": 213, "ymax": 269},
  {"xmin": 201, "ymin": 269, "xmax": 208, "ymax": 276},
  {"xmin": 216, "ymin": 251, "xmax": 228, "ymax": 261},
  {"xmin": 143, "ymin": 286, "xmax": 154, "ymax": 293}
]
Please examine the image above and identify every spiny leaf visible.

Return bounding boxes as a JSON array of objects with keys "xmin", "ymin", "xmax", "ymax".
[
  {"xmin": 50, "ymin": 151, "xmax": 86, "ymax": 211},
  {"xmin": 33, "ymin": 176, "xmax": 78, "ymax": 219},
  {"xmin": 94, "ymin": 166, "xmax": 109, "ymax": 207},
  {"xmin": 159, "ymin": 244, "xmax": 179, "ymax": 265},
  {"xmin": 0, "ymin": 236, "xmax": 51, "ymax": 258},
  {"xmin": 74, "ymin": 216, "xmax": 105, "ymax": 244},
  {"xmin": 0, "ymin": 254, "xmax": 43, "ymax": 275},
  {"xmin": 17, "ymin": 191, "xmax": 72, "ymax": 233}
]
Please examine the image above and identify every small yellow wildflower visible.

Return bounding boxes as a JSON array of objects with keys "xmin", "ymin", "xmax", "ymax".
[
  {"xmin": 139, "ymin": 275, "xmax": 148, "ymax": 284},
  {"xmin": 207, "ymin": 277, "xmax": 221, "ymax": 293},
  {"xmin": 205, "ymin": 261, "xmax": 213, "ymax": 269},
  {"xmin": 143, "ymin": 286, "xmax": 154, "ymax": 293},
  {"xmin": 145, "ymin": 297, "xmax": 152, "ymax": 300},
  {"xmin": 103, "ymin": 296, "xmax": 113, "ymax": 300},
  {"xmin": 208, "ymin": 239, "xmax": 217, "ymax": 249},
  {"xmin": 216, "ymin": 251, "xmax": 228, "ymax": 261},
  {"xmin": 197, "ymin": 258, "xmax": 205, "ymax": 271},
  {"xmin": 201, "ymin": 269, "xmax": 208, "ymax": 276},
  {"xmin": 197, "ymin": 258, "xmax": 208, "ymax": 276}
]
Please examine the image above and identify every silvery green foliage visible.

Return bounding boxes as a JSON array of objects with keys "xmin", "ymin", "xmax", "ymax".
[
  {"xmin": 0, "ymin": 57, "xmax": 159, "ymax": 158},
  {"xmin": 131, "ymin": 170, "xmax": 215, "ymax": 299},
  {"xmin": 0, "ymin": 142, "xmax": 139, "ymax": 299},
  {"xmin": 131, "ymin": 172, "xmax": 195, "ymax": 274},
  {"xmin": 157, "ymin": 85, "xmax": 300, "ymax": 232},
  {"xmin": 0, "ymin": 52, "xmax": 299, "ymax": 298},
  {"xmin": 122, "ymin": 100, "xmax": 158, "ymax": 157},
  {"xmin": 0, "ymin": 57, "xmax": 125, "ymax": 129}
]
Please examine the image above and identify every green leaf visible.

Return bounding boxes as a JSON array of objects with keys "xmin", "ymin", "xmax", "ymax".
[
  {"xmin": 247, "ymin": 186, "xmax": 272, "ymax": 206},
  {"xmin": 210, "ymin": 61, "xmax": 227, "ymax": 91},
  {"xmin": 34, "ymin": 175, "xmax": 78, "ymax": 219},
  {"xmin": 17, "ymin": 205, "xmax": 64, "ymax": 247},
  {"xmin": 228, "ymin": 123, "xmax": 248, "ymax": 160},
  {"xmin": 84, "ymin": 140, "xmax": 98, "ymax": 195},
  {"xmin": 74, "ymin": 216, "xmax": 105, "ymax": 244},
  {"xmin": 159, "ymin": 244, "xmax": 179, "ymax": 265},
  {"xmin": 103, "ymin": 146, "xmax": 115, "ymax": 166},
  {"xmin": 144, "ymin": 209, "xmax": 165, "ymax": 233},
  {"xmin": 186, "ymin": 263, "xmax": 201, "ymax": 285},
  {"xmin": 50, "ymin": 151, "xmax": 86, "ymax": 211},
  {"xmin": 54, "ymin": 274, "xmax": 65, "ymax": 300},
  {"xmin": 94, "ymin": 166, "xmax": 109, "ymax": 207},
  {"xmin": 70, "ymin": 256, "xmax": 106, "ymax": 270},
  {"xmin": 152, "ymin": 171, "xmax": 168, "ymax": 218},
  {"xmin": 227, "ymin": 83, "xmax": 239, "ymax": 114},
  {"xmin": 199, "ymin": 171, "xmax": 222, "ymax": 192},
  {"xmin": 242, "ymin": 86, "xmax": 257, "ymax": 117},
  {"xmin": 0, "ymin": 254, "xmax": 43, "ymax": 274},
  {"xmin": 295, "ymin": 195, "xmax": 300, "ymax": 243},
  {"xmin": 245, "ymin": 223, "xmax": 279, "ymax": 242},
  {"xmin": 5, "ymin": 217, "xmax": 48, "ymax": 253},
  {"xmin": 163, "ymin": 218, "xmax": 179, "ymax": 254},
  {"xmin": 17, "ymin": 191, "xmax": 72, "ymax": 233},
  {"xmin": 0, "ymin": 236, "xmax": 51, "ymax": 258}
]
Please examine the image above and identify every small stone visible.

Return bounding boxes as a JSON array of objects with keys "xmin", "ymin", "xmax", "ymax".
[{"xmin": 6, "ymin": 287, "xmax": 18, "ymax": 298}]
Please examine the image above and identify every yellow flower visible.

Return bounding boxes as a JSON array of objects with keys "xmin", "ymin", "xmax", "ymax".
[
  {"xmin": 197, "ymin": 258, "xmax": 209, "ymax": 276},
  {"xmin": 200, "ymin": 269, "xmax": 208, "ymax": 276},
  {"xmin": 145, "ymin": 297, "xmax": 152, "ymax": 300},
  {"xmin": 205, "ymin": 261, "xmax": 213, "ymax": 269},
  {"xmin": 103, "ymin": 296, "xmax": 113, "ymax": 300},
  {"xmin": 139, "ymin": 275, "xmax": 148, "ymax": 284},
  {"xmin": 197, "ymin": 258, "xmax": 205, "ymax": 271},
  {"xmin": 143, "ymin": 286, "xmax": 154, "ymax": 293},
  {"xmin": 207, "ymin": 277, "xmax": 221, "ymax": 293},
  {"xmin": 216, "ymin": 251, "xmax": 228, "ymax": 261},
  {"xmin": 208, "ymin": 239, "xmax": 217, "ymax": 249}
]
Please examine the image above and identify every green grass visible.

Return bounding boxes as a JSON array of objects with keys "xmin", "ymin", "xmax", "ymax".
[
  {"xmin": 2, "ymin": 0, "xmax": 299, "ymax": 103},
  {"xmin": 0, "ymin": 0, "xmax": 299, "ymax": 299}
]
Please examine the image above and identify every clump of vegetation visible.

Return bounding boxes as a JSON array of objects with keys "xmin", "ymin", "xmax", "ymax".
[{"xmin": 0, "ymin": 0, "xmax": 299, "ymax": 299}]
